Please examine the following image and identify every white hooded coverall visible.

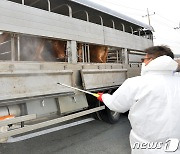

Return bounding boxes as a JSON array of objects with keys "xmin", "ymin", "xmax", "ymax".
[{"xmin": 102, "ymin": 56, "xmax": 180, "ymax": 154}]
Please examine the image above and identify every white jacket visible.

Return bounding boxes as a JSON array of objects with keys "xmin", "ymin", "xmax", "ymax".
[{"xmin": 102, "ymin": 56, "xmax": 180, "ymax": 154}]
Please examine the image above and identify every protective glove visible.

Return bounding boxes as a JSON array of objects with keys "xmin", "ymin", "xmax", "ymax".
[{"xmin": 97, "ymin": 92, "xmax": 103, "ymax": 102}]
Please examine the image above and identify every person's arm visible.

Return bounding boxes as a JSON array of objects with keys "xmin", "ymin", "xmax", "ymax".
[{"xmin": 101, "ymin": 78, "xmax": 136, "ymax": 113}]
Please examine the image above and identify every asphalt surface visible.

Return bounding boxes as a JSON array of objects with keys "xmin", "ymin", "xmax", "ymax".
[{"xmin": 0, "ymin": 114, "xmax": 131, "ymax": 154}]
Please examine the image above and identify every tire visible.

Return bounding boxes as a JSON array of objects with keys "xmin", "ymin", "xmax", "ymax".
[
  {"xmin": 85, "ymin": 91, "xmax": 120, "ymax": 124},
  {"xmin": 94, "ymin": 101, "xmax": 120, "ymax": 124}
]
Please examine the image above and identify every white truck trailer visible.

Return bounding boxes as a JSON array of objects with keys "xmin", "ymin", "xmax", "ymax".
[{"xmin": 0, "ymin": 0, "xmax": 153, "ymax": 142}]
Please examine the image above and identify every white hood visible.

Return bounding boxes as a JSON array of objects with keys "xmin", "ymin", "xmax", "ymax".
[{"xmin": 141, "ymin": 56, "xmax": 178, "ymax": 75}]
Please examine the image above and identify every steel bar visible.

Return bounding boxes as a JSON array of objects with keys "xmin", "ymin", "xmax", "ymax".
[
  {"xmin": 57, "ymin": 83, "xmax": 97, "ymax": 96},
  {"xmin": 0, "ymin": 106, "xmax": 105, "ymax": 138}
]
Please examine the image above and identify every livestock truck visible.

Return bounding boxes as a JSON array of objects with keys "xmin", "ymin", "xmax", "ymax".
[{"xmin": 0, "ymin": 0, "xmax": 153, "ymax": 142}]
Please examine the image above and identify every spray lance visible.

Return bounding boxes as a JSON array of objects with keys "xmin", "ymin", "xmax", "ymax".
[{"xmin": 57, "ymin": 83, "xmax": 100, "ymax": 98}]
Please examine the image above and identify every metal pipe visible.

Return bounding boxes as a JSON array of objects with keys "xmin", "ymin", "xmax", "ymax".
[
  {"xmin": 47, "ymin": 0, "xmax": 51, "ymax": 12},
  {"xmin": 84, "ymin": 44, "xmax": 87, "ymax": 62},
  {"xmin": 11, "ymin": 34, "xmax": 15, "ymax": 61},
  {"xmin": 82, "ymin": 44, "xmax": 85, "ymax": 63},
  {"xmin": 72, "ymin": 10, "xmax": 89, "ymax": 22},
  {"xmin": 123, "ymin": 48, "xmax": 129, "ymax": 64},
  {"xmin": 112, "ymin": 20, "xmax": 115, "ymax": 29},
  {"xmin": 85, "ymin": 11, "xmax": 89, "ymax": 22},
  {"xmin": 99, "ymin": 16, "xmax": 103, "ymax": 26},
  {"xmin": 121, "ymin": 23, "xmax": 125, "ymax": 32},
  {"xmin": 17, "ymin": 35, "xmax": 20, "ymax": 61},
  {"xmin": 116, "ymin": 50, "xmax": 119, "ymax": 63},
  {"xmin": 57, "ymin": 83, "xmax": 99, "ymax": 97},
  {"xmin": 130, "ymin": 26, "xmax": 133, "ymax": 34},
  {"xmin": 67, "ymin": 5, "xmax": 72, "ymax": 17},
  {"xmin": 87, "ymin": 44, "xmax": 90, "ymax": 63},
  {"xmin": 67, "ymin": 41, "xmax": 71, "ymax": 63}
]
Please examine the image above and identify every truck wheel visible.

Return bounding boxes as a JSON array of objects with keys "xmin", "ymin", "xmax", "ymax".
[{"xmin": 95, "ymin": 101, "xmax": 120, "ymax": 124}]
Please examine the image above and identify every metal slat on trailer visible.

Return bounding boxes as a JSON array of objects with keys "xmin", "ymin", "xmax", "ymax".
[
  {"xmin": 0, "ymin": 69, "xmax": 74, "ymax": 102},
  {"xmin": 81, "ymin": 69, "xmax": 127, "ymax": 90}
]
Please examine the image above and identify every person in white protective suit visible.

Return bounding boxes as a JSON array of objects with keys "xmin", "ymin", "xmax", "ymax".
[{"xmin": 97, "ymin": 45, "xmax": 180, "ymax": 154}]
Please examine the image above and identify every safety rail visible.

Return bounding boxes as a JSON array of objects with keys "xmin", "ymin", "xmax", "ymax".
[
  {"xmin": 0, "ymin": 114, "xmax": 36, "ymax": 127},
  {"xmin": 0, "ymin": 106, "xmax": 105, "ymax": 139}
]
